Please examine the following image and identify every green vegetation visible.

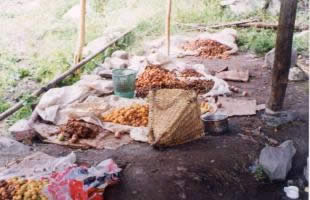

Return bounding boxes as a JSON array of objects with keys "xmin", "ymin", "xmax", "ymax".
[
  {"xmin": 293, "ymin": 32, "xmax": 309, "ymax": 55},
  {"xmin": 7, "ymin": 106, "xmax": 33, "ymax": 126},
  {"xmin": 254, "ymin": 165, "xmax": 267, "ymax": 182},
  {"xmin": 6, "ymin": 94, "xmax": 39, "ymax": 126},
  {"xmin": 0, "ymin": 99, "xmax": 10, "ymax": 113},
  {"xmin": 237, "ymin": 29, "xmax": 276, "ymax": 55},
  {"xmin": 18, "ymin": 68, "xmax": 31, "ymax": 79}
]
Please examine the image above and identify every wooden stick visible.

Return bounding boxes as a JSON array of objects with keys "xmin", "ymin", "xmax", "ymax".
[
  {"xmin": 177, "ymin": 19, "xmax": 307, "ymax": 31},
  {"xmin": 267, "ymin": 0, "xmax": 298, "ymax": 111},
  {"xmin": 0, "ymin": 29, "xmax": 133, "ymax": 121},
  {"xmin": 237, "ymin": 22, "xmax": 308, "ymax": 31},
  {"xmin": 176, "ymin": 19, "xmax": 259, "ymax": 29},
  {"xmin": 165, "ymin": 0, "xmax": 172, "ymax": 56},
  {"xmin": 207, "ymin": 19, "xmax": 259, "ymax": 29},
  {"xmin": 74, "ymin": 0, "xmax": 86, "ymax": 64}
]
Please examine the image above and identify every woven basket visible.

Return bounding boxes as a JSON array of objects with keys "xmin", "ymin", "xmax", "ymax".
[{"xmin": 148, "ymin": 89, "xmax": 204, "ymax": 147}]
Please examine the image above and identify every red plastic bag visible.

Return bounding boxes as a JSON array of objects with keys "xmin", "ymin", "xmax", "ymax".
[{"xmin": 44, "ymin": 159, "xmax": 121, "ymax": 200}]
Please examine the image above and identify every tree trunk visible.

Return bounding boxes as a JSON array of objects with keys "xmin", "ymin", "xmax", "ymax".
[
  {"xmin": 165, "ymin": 0, "xmax": 172, "ymax": 56},
  {"xmin": 267, "ymin": 0, "xmax": 298, "ymax": 111},
  {"xmin": 74, "ymin": 0, "xmax": 86, "ymax": 64}
]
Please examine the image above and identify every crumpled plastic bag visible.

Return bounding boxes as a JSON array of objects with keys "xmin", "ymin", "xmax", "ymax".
[{"xmin": 44, "ymin": 159, "xmax": 121, "ymax": 200}]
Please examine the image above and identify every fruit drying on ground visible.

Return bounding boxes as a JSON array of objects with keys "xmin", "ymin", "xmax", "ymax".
[
  {"xmin": 182, "ymin": 39, "xmax": 231, "ymax": 59},
  {"xmin": 180, "ymin": 69, "xmax": 203, "ymax": 78},
  {"xmin": 136, "ymin": 65, "xmax": 214, "ymax": 97},
  {"xmin": 0, "ymin": 177, "xmax": 48, "ymax": 200},
  {"xmin": 135, "ymin": 65, "xmax": 187, "ymax": 98},
  {"xmin": 58, "ymin": 119, "xmax": 100, "ymax": 143},
  {"xmin": 101, "ymin": 104, "xmax": 149, "ymax": 127}
]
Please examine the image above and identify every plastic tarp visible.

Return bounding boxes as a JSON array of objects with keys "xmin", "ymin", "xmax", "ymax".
[
  {"xmin": 34, "ymin": 95, "xmax": 149, "ymax": 147},
  {"xmin": 0, "ymin": 152, "xmax": 76, "ymax": 180},
  {"xmin": 144, "ymin": 28, "xmax": 238, "ymax": 58}
]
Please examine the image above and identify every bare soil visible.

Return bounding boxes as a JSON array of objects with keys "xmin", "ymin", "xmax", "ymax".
[{"xmin": 31, "ymin": 53, "xmax": 308, "ymax": 200}]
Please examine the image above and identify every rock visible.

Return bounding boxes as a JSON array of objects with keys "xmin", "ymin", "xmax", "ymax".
[
  {"xmin": 98, "ymin": 69, "xmax": 112, "ymax": 78},
  {"xmin": 220, "ymin": 0, "xmax": 267, "ymax": 15},
  {"xmin": 289, "ymin": 67, "xmax": 308, "ymax": 81},
  {"xmin": 216, "ymin": 70, "xmax": 249, "ymax": 82},
  {"xmin": 304, "ymin": 158, "xmax": 308, "ymax": 182},
  {"xmin": 111, "ymin": 50, "xmax": 129, "ymax": 60},
  {"xmin": 256, "ymin": 104, "xmax": 266, "ymax": 111},
  {"xmin": 110, "ymin": 57, "xmax": 128, "ymax": 69},
  {"xmin": 259, "ymin": 140, "xmax": 296, "ymax": 181},
  {"xmin": 9, "ymin": 119, "xmax": 37, "ymax": 143},
  {"xmin": 220, "ymin": 0, "xmax": 236, "ymax": 6},
  {"xmin": 264, "ymin": 48, "xmax": 297, "ymax": 69},
  {"xmin": 128, "ymin": 55, "xmax": 148, "ymax": 74},
  {"xmin": 84, "ymin": 36, "xmax": 110, "ymax": 56},
  {"xmin": 92, "ymin": 67, "xmax": 103, "ymax": 75},
  {"xmin": 295, "ymin": 30, "xmax": 309, "ymax": 39},
  {"xmin": 262, "ymin": 110, "xmax": 297, "ymax": 128},
  {"xmin": 97, "ymin": 56, "xmax": 128, "ymax": 71},
  {"xmin": 267, "ymin": 0, "xmax": 281, "ymax": 16}
]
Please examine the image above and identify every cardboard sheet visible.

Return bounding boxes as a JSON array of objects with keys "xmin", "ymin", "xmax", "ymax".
[{"xmin": 217, "ymin": 97, "xmax": 256, "ymax": 117}]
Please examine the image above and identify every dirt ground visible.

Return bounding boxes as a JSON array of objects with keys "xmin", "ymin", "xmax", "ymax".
[{"xmin": 30, "ymin": 53, "xmax": 309, "ymax": 200}]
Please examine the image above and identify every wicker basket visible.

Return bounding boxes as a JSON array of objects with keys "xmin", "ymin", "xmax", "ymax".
[{"xmin": 148, "ymin": 89, "xmax": 204, "ymax": 147}]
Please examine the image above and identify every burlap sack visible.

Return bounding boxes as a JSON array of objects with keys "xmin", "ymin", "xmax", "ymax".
[{"xmin": 148, "ymin": 89, "xmax": 204, "ymax": 147}]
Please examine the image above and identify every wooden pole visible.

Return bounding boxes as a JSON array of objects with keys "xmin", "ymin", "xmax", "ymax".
[
  {"xmin": 0, "ymin": 29, "xmax": 133, "ymax": 121},
  {"xmin": 165, "ymin": 0, "xmax": 172, "ymax": 56},
  {"xmin": 74, "ymin": 0, "xmax": 86, "ymax": 64},
  {"xmin": 267, "ymin": 0, "xmax": 298, "ymax": 111}
]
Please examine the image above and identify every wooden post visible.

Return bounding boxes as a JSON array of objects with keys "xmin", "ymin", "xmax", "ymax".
[
  {"xmin": 165, "ymin": 0, "xmax": 172, "ymax": 56},
  {"xmin": 74, "ymin": 0, "xmax": 86, "ymax": 64},
  {"xmin": 267, "ymin": 0, "xmax": 297, "ymax": 112}
]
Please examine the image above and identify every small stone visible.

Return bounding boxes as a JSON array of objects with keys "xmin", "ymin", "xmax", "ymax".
[
  {"xmin": 132, "ymin": 191, "xmax": 137, "ymax": 194},
  {"xmin": 297, "ymin": 178, "xmax": 305, "ymax": 189},
  {"xmin": 111, "ymin": 50, "xmax": 129, "ymax": 60},
  {"xmin": 264, "ymin": 48, "xmax": 297, "ymax": 69},
  {"xmin": 289, "ymin": 67, "xmax": 308, "ymax": 81},
  {"xmin": 177, "ymin": 166, "xmax": 187, "ymax": 172},
  {"xmin": 287, "ymin": 179, "xmax": 294, "ymax": 186},
  {"xmin": 242, "ymin": 91, "xmax": 248, "ymax": 97},
  {"xmin": 216, "ymin": 102, "xmax": 222, "ymax": 108},
  {"xmin": 110, "ymin": 57, "xmax": 128, "ymax": 69},
  {"xmin": 298, "ymin": 55, "xmax": 302, "ymax": 59},
  {"xmin": 210, "ymin": 160, "xmax": 215, "ymax": 163},
  {"xmin": 9, "ymin": 120, "xmax": 37, "ymax": 143},
  {"xmin": 114, "ymin": 132, "xmax": 121, "ymax": 139}
]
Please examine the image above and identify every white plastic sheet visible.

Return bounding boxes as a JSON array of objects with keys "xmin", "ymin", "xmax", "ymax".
[
  {"xmin": 0, "ymin": 152, "xmax": 76, "ymax": 180},
  {"xmin": 145, "ymin": 28, "xmax": 238, "ymax": 58}
]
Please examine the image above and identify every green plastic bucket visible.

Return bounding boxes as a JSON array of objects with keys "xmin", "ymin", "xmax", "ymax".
[{"xmin": 112, "ymin": 69, "xmax": 137, "ymax": 98}]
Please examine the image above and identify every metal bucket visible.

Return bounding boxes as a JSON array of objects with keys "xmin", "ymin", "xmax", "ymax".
[{"xmin": 201, "ymin": 114, "xmax": 229, "ymax": 135}]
